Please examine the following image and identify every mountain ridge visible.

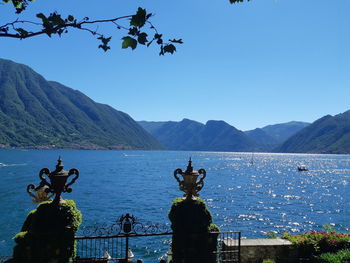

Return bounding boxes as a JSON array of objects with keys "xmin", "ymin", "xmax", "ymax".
[
  {"xmin": 275, "ymin": 111, "xmax": 350, "ymax": 154},
  {"xmin": 139, "ymin": 119, "xmax": 310, "ymax": 152},
  {"xmin": 0, "ymin": 58, "xmax": 162, "ymax": 150}
]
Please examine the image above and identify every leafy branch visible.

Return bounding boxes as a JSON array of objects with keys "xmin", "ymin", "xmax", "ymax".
[
  {"xmin": 229, "ymin": 0, "xmax": 251, "ymax": 3},
  {"xmin": 1, "ymin": 1, "xmax": 183, "ymax": 55}
]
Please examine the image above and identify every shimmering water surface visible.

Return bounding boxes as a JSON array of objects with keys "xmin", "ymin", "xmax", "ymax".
[{"xmin": 0, "ymin": 150, "xmax": 349, "ymax": 260}]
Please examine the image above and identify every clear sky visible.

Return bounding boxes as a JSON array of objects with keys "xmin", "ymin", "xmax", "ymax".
[{"xmin": 1, "ymin": 0, "xmax": 349, "ymax": 130}]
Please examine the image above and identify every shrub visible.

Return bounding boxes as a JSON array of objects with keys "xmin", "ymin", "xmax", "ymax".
[
  {"xmin": 316, "ymin": 249, "xmax": 350, "ymax": 263},
  {"xmin": 282, "ymin": 231, "xmax": 350, "ymax": 258},
  {"xmin": 12, "ymin": 200, "xmax": 82, "ymax": 263},
  {"xmin": 262, "ymin": 259, "xmax": 276, "ymax": 263}
]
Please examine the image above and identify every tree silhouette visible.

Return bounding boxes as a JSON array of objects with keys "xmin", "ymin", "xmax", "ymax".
[{"xmin": 1, "ymin": 0, "xmax": 249, "ymax": 54}]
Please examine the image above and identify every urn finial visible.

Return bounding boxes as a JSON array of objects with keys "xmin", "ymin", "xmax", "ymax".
[{"xmin": 173, "ymin": 159, "xmax": 206, "ymax": 200}]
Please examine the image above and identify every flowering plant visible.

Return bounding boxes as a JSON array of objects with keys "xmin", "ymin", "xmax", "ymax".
[{"xmin": 282, "ymin": 230, "xmax": 350, "ymax": 256}]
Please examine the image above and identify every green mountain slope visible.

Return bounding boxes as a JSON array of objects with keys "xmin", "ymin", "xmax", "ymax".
[
  {"xmin": 275, "ymin": 111, "xmax": 350, "ymax": 154},
  {"xmin": 0, "ymin": 58, "xmax": 162, "ymax": 149},
  {"xmin": 138, "ymin": 119, "xmax": 260, "ymax": 151}
]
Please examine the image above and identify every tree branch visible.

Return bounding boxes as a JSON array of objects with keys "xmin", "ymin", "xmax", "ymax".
[{"xmin": 1, "ymin": 6, "xmax": 183, "ymax": 55}]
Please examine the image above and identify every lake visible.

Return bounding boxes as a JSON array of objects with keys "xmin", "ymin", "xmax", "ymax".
[{"xmin": 0, "ymin": 150, "xmax": 349, "ymax": 261}]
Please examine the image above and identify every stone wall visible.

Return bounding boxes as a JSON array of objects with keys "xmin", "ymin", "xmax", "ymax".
[{"xmin": 223, "ymin": 238, "xmax": 298, "ymax": 263}]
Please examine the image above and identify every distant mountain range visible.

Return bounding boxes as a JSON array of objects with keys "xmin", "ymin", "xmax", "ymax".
[
  {"xmin": 276, "ymin": 110, "xmax": 350, "ymax": 154},
  {"xmin": 2, "ymin": 58, "xmax": 349, "ymax": 154},
  {"xmin": 138, "ymin": 119, "xmax": 310, "ymax": 152},
  {"xmin": 245, "ymin": 121, "xmax": 310, "ymax": 150},
  {"xmin": 0, "ymin": 58, "xmax": 162, "ymax": 149},
  {"xmin": 140, "ymin": 111, "xmax": 350, "ymax": 154}
]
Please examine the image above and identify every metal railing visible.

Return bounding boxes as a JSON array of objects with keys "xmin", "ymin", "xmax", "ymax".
[
  {"xmin": 215, "ymin": 231, "xmax": 241, "ymax": 263},
  {"xmin": 74, "ymin": 230, "xmax": 241, "ymax": 263}
]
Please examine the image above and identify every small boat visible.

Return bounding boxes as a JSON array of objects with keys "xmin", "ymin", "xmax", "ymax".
[
  {"xmin": 249, "ymin": 153, "xmax": 254, "ymax": 166},
  {"xmin": 297, "ymin": 165, "xmax": 308, "ymax": 172}
]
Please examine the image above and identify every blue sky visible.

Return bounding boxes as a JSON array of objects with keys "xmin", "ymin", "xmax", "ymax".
[{"xmin": 1, "ymin": 0, "xmax": 349, "ymax": 130}]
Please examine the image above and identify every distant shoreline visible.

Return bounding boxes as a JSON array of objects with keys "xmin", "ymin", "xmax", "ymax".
[
  {"xmin": 0, "ymin": 144, "xmax": 348, "ymax": 155},
  {"xmin": 0, "ymin": 144, "xmax": 155, "ymax": 151}
]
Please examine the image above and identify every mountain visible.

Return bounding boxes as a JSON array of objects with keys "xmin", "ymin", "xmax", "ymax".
[
  {"xmin": 138, "ymin": 119, "xmax": 260, "ymax": 151},
  {"xmin": 244, "ymin": 128, "xmax": 278, "ymax": 150},
  {"xmin": 244, "ymin": 121, "xmax": 310, "ymax": 150},
  {"xmin": 260, "ymin": 121, "xmax": 310, "ymax": 143},
  {"xmin": 275, "ymin": 111, "xmax": 350, "ymax": 154},
  {"xmin": 0, "ymin": 58, "xmax": 162, "ymax": 149}
]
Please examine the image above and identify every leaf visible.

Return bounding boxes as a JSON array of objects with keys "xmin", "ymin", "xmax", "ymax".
[
  {"xmin": 36, "ymin": 13, "xmax": 47, "ymax": 21},
  {"xmin": 163, "ymin": 44, "xmax": 176, "ymax": 54},
  {"xmin": 97, "ymin": 36, "xmax": 112, "ymax": 45},
  {"xmin": 128, "ymin": 27, "xmax": 139, "ymax": 36},
  {"xmin": 67, "ymin": 15, "xmax": 74, "ymax": 22},
  {"xmin": 15, "ymin": 28, "xmax": 28, "ymax": 36},
  {"xmin": 122, "ymin": 36, "xmax": 137, "ymax": 50},
  {"xmin": 169, "ymin": 39, "xmax": 183, "ymax": 44},
  {"xmin": 98, "ymin": 44, "xmax": 111, "ymax": 52},
  {"xmin": 130, "ymin": 7, "xmax": 147, "ymax": 28},
  {"xmin": 97, "ymin": 36, "xmax": 112, "ymax": 52},
  {"xmin": 48, "ymin": 13, "xmax": 65, "ymax": 26},
  {"xmin": 159, "ymin": 46, "xmax": 164, "ymax": 56},
  {"xmin": 230, "ymin": 0, "xmax": 250, "ymax": 3},
  {"xmin": 137, "ymin": 32, "xmax": 148, "ymax": 45},
  {"xmin": 154, "ymin": 33, "xmax": 162, "ymax": 39},
  {"xmin": 0, "ymin": 27, "xmax": 9, "ymax": 33}
]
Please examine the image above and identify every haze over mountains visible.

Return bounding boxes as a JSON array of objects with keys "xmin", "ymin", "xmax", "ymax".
[
  {"xmin": 138, "ymin": 120, "xmax": 310, "ymax": 152},
  {"xmin": 1, "ymin": 58, "xmax": 349, "ymax": 154}
]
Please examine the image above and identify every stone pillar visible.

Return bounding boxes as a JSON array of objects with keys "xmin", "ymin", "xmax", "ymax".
[
  {"xmin": 12, "ymin": 200, "xmax": 82, "ymax": 263},
  {"xmin": 168, "ymin": 197, "xmax": 219, "ymax": 263}
]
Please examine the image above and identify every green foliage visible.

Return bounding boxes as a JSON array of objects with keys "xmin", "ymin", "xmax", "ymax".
[
  {"xmin": 1, "ymin": 1, "xmax": 182, "ymax": 55},
  {"xmin": 262, "ymin": 260, "xmax": 276, "ymax": 263},
  {"xmin": 122, "ymin": 36, "xmax": 138, "ymax": 50},
  {"xmin": 322, "ymin": 224, "xmax": 336, "ymax": 234},
  {"xmin": 0, "ymin": 58, "xmax": 163, "ymax": 150},
  {"xmin": 230, "ymin": 0, "xmax": 251, "ymax": 3},
  {"xmin": 316, "ymin": 249, "xmax": 350, "ymax": 263},
  {"xmin": 169, "ymin": 198, "xmax": 217, "ymax": 263},
  {"xmin": 266, "ymin": 231, "xmax": 279, "ymax": 239},
  {"xmin": 282, "ymin": 231, "xmax": 350, "ymax": 258},
  {"xmin": 2, "ymin": 0, "xmax": 32, "ymax": 13},
  {"xmin": 12, "ymin": 200, "xmax": 82, "ymax": 263},
  {"xmin": 168, "ymin": 197, "xmax": 212, "ymax": 233},
  {"xmin": 209, "ymin": 224, "xmax": 220, "ymax": 232}
]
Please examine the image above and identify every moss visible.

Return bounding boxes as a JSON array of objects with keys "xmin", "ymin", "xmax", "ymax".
[
  {"xmin": 12, "ymin": 200, "xmax": 82, "ymax": 263},
  {"xmin": 168, "ymin": 198, "xmax": 218, "ymax": 263},
  {"xmin": 209, "ymin": 224, "xmax": 220, "ymax": 232},
  {"xmin": 168, "ymin": 197, "xmax": 212, "ymax": 233},
  {"xmin": 13, "ymin": 232, "xmax": 27, "ymax": 243}
]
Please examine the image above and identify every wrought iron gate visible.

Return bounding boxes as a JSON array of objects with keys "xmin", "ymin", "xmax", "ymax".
[{"xmin": 74, "ymin": 214, "xmax": 240, "ymax": 263}]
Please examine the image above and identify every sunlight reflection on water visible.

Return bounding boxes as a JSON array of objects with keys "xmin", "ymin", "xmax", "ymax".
[{"xmin": 0, "ymin": 150, "xmax": 349, "ymax": 260}]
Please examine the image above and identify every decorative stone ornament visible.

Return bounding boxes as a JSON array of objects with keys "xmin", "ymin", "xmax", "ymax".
[
  {"xmin": 173, "ymin": 158, "xmax": 206, "ymax": 200},
  {"xmin": 26, "ymin": 184, "xmax": 53, "ymax": 203},
  {"xmin": 27, "ymin": 157, "xmax": 79, "ymax": 204}
]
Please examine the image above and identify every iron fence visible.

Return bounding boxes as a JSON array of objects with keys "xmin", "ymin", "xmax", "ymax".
[
  {"xmin": 215, "ymin": 231, "xmax": 241, "ymax": 263},
  {"xmin": 74, "ymin": 230, "xmax": 241, "ymax": 263}
]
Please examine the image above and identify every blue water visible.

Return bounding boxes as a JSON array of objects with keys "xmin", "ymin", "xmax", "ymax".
[{"xmin": 1, "ymin": 150, "xmax": 349, "ymax": 261}]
